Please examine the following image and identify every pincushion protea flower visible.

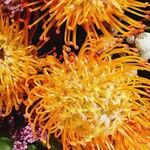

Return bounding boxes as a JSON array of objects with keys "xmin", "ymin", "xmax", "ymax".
[
  {"xmin": 0, "ymin": 12, "xmax": 38, "ymax": 117},
  {"xmin": 25, "ymin": 37, "xmax": 150, "ymax": 149},
  {"xmin": 23, "ymin": 0, "xmax": 150, "ymax": 48}
]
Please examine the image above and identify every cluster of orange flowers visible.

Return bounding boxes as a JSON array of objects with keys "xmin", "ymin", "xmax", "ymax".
[{"xmin": 0, "ymin": 0, "xmax": 150, "ymax": 149}]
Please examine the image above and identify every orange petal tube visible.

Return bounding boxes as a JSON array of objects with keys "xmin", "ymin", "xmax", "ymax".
[
  {"xmin": 25, "ymin": 36, "xmax": 150, "ymax": 149},
  {"xmin": 0, "ymin": 12, "xmax": 38, "ymax": 117},
  {"xmin": 23, "ymin": 0, "xmax": 149, "ymax": 48}
]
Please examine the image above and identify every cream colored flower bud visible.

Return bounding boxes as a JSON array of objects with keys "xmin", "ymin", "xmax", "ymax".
[{"xmin": 135, "ymin": 32, "xmax": 150, "ymax": 59}]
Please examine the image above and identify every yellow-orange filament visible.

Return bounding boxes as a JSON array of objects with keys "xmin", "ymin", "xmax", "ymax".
[
  {"xmin": 0, "ymin": 12, "xmax": 38, "ymax": 117},
  {"xmin": 25, "ymin": 36, "xmax": 150, "ymax": 149},
  {"xmin": 25, "ymin": 0, "xmax": 149, "ymax": 48}
]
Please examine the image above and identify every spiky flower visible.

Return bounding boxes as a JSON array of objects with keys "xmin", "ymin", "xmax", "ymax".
[
  {"xmin": 0, "ymin": 12, "xmax": 38, "ymax": 117},
  {"xmin": 23, "ymin": 0, "xmax": 150, "ymax": 48},
  {"xmin": 25, "ymin": 36, "xmax": 150, "ymax": 149}
]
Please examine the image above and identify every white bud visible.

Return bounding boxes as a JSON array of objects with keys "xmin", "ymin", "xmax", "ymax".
[
  {"xmin": 135, "ymin": 32, "xmax": 150, "ymax": 60},
  {"xmin": 126, "ymin": 35, "xmax": 135, "ymax": 44}
]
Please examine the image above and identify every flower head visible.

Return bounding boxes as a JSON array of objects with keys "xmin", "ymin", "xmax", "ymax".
[
  {"xmin": 23, "ymin": 0, "xmax": 150, "ymax": 48},
  {"xmin": 25, "ymin": 36, "xmax": 150, "ymax": 149},
  {"xmin": 0, "ymin": 12, "xmax": 38, "ymax": 117}
]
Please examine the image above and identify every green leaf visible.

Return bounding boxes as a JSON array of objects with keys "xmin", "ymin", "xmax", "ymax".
[
  {"xmin": 51, "ymin": 143, "xmax": 58, "ymax": 150},
  {"xmin": 50, "ymin": 137, "xmax": 62, "ymax": 150},
  {"xmin": 28, "ymin": 144, "xmax": 37, "ymax": 150},
  {"xmin": 0, "ymin": 137, "xmax": 12, "ymax": 150}
]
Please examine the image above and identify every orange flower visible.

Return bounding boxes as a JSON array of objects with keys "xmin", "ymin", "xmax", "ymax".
[
  {"xmin": 25, "ymin": 36, "xmax": 150, "ymax": 149},
  {"xmin": 0, "ymin": 12, "xmax": 38, "ymax": 117},
  {"xmin": 23, "ymin": 0, "xmax": 149, "ymax": 48}
]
